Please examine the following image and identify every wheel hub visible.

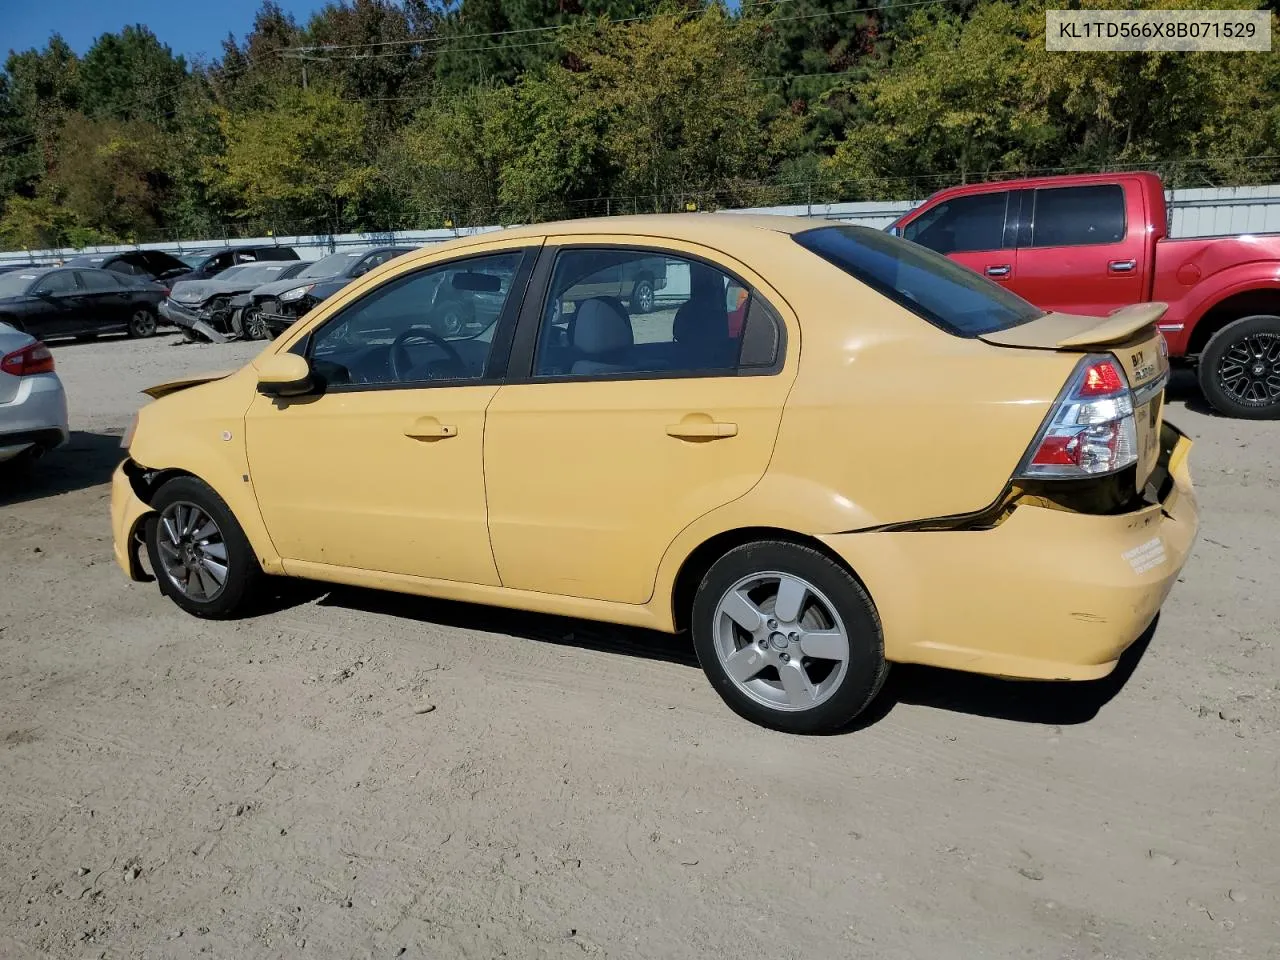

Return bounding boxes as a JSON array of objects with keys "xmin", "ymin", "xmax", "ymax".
[{"xmin": 768, "ymin": 630, "xmax": 789, "ymax": 652}]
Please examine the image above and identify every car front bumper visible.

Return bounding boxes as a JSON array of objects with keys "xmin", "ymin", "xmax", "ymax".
[
  {"xmin": 111, "ymin": 460, "xmax": 154, "ymax": 580},
  {"xmin": 0, "ymin": 372, "xmax": 69, "ymax": 462},
  {"xmin": 159, "ymin": 299, "xmax": 230, "ymax": 343},
  {"xmin": 820, "ymin": 423, "xmax": 1199, "ymax": 681}
]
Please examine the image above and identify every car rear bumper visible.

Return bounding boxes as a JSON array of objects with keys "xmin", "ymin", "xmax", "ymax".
[
  {"xmin": 820, "ymin": 423, "xmax": 1199, "ymax": 681},
  {"xmin": 111, "ymin": 460, "xmax": 153, "ymax": 580},
  {"xmin": 0, "ymin": 372, "xmax": 69, "ymax": 461}
]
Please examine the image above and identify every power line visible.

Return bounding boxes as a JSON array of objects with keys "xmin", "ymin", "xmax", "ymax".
[{"xmin": 278, "ymin": 0, "xmax": 949, "ymax": 57}]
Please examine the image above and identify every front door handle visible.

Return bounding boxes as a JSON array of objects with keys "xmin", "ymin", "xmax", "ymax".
[
  {"xmin": 666, "ymin": 420, "xmax": 738, "ymax": 441},
  {"xmin": 985, "ymin": 264, "xmax": 1011, "ymax": 278},
  {"xmin": 1109, "ymin": 259, "xmax": 1137, "ymax": 273},
  {"xmin": 404, "ymin": 416, "xmax": 457, "ymax": 440}
]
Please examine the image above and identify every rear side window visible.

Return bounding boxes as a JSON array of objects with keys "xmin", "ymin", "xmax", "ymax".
[
  {"xmin": 1031, "ymin": 185, "xmax": 1126, "ymax": 247},
  {"xmin": 795, "ymin": 225, "xmax": 1042, "ymax": 337},
  {"xmin": 76, "ymin": 270, "xmax": 122, "ymax": 291},
  {"xmin": 903, "ymin": 191, "xmax": 1009, "ymax": 254},
  {"xmin": 532, "ymin": 248, "xmax": 781, "ymax": 379}
]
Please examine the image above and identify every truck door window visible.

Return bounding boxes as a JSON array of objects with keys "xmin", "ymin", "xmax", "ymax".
[
  {"xmin": 1030, "ymin": 185, "xmax": 1126, "ymax": 247},
  {"xmin": 903, "ymin": 192, "xmax": 1009, "ymax": 254}
]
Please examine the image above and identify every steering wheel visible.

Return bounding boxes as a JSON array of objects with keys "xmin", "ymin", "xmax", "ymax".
[{"xmin": 389, "ymin": 326, "xmax": 468, "ymax": 382}]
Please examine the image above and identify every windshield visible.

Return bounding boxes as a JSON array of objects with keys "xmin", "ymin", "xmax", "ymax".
[
  {"xmin": 298, "ymin": 252, "xmax": 363, "ymax": 279},
  {"xmin": 66, "ymin": 255, "xmax": 108, "ymax": 267},
  {"xmin": 793, "ymin": 225, "xmax": 1042, "ymax": 337},
  {"xmin": 0, "ymin": 272, "xmax": 38, "ymax": 297},
  {"xmin": 178, "ymin": 252, "xmax": 211, "ymax": 268}
]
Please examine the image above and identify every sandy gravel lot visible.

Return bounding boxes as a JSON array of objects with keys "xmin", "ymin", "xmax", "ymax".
[{"xmin": 2, "ymin": 332, "xmax": 1277, "ymax": 960}]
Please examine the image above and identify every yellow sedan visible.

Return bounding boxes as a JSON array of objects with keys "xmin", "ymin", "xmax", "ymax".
[{"xmin": 111, "ymin": 215, "xmax": 1198, "ymax": 733}]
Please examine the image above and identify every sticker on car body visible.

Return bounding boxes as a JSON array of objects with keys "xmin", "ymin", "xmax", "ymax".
[{"xmin": 1123, "ymin": 537, "xmax": 1166, "ymax": 574}]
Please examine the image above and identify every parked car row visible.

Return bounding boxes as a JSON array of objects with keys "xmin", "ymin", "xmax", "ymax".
[{"xmin": 162, "ymin": 246, "xmax": 415, "ymax": 342}]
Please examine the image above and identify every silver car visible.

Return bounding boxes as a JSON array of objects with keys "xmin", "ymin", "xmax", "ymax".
[{"xmin": 0, "ymin": 321, "xmax": 69, "ymax": 465}]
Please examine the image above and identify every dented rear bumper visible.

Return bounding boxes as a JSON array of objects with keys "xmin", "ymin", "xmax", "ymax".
[{"xmin": 820, "ymin": 423, "xmax": 1198, "ymax": 681}]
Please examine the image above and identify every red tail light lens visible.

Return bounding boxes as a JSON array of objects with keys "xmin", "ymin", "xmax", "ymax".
[
  {"xmin": 1079, "ymin": 360, "xmax": 1126, "ymax": 396},
  {"xmin": 1019, "ymin": 355, "xmax": 1137, "ymax": 479},
  {"xmin": 0, "ymin": 341, "xmax": 55, "ymax": 377}
]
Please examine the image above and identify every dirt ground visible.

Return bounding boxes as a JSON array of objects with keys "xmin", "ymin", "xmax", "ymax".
[{"xmin": 2, "ymin": 332, "xmax": 1277, "ymax": 960}]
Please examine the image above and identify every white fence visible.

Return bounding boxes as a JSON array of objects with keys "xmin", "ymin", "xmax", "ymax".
[{"xmin": 2, "ymin": 185, "xmax": 1277, "ymax": 267}]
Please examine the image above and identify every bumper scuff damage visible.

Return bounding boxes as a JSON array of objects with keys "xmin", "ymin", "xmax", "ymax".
[{"xmin": 819, "ymin": 422, "xmax": 1198, "ymax": 682}]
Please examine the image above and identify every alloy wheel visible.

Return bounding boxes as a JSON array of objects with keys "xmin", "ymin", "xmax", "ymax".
[
  {"xmin": 155, "ymin": 501, "xmax": 229, "ymax": 602},
  {"xmin": 712, "ymin": 571, "xmax": 851, "ymax": 712},
  {"xmin": 1216, "ymin": 331, "xmax": 1280, "ymax": 408},
  {"xmin": 130, "ymin": 309, "xmax": 157, "ymax": 337}
]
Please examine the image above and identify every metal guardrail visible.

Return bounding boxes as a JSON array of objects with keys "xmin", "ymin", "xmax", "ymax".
[{"xmin": 2, "ymin": 185, "xmax": 1277, "ymax": 267}]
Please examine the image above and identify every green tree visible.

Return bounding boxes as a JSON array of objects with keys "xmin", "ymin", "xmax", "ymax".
[
  {"xmin": 78, "ymin": 25, "xmax": 189, "ymax": 125},
  {"xmin": 205, "ymin": 85, "xmax": 377, "ymax": 233}
]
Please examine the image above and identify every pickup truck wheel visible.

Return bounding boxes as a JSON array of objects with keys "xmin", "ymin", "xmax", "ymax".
[
  {"xmin": 1199, "ymin": 314, "xmax": 1280, "ymax": 419},
  {"xmin": 630, "ymin": 276, "xmax": 655, "ymax": 315}
]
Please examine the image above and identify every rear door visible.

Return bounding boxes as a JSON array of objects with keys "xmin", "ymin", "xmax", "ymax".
[
  {"xmin": 1014, "ymin": 182, "xmax": 1146, "ymax": 316},
  {"xmin": 901, "ymin": 190, "xmax": 1016, "ymax": 285},
  {"xmin": 74, "ymin": 269, "xmax": 129, "ymax": 331},
  {"xmin": 483, "ymin": 240, "xmax": 795, "ymax": 605}
]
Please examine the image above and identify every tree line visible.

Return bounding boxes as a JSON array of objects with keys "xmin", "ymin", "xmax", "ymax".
[{"xmin": 1, "ymin": 0, "xmax": 1277, "ymax": 249}]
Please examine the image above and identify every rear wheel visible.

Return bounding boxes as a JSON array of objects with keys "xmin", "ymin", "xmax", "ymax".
[
  {"xmin": 144, "ymin": 477, "xmax": 263, "ymax": 618},
  {"xmin": 691, "ymin": 541, "xmax": 887, "ymax": 734},
  {"xmin": 1199, "ymin": 314, "xmax": 1280, "ymax": 419},
  {"xmin": 630, "ymin": 275, "xmax": 655, "ymax": 315},
  {"xmin": 127, "ymin": 307, "xmax": 157, "ymax": 338}
]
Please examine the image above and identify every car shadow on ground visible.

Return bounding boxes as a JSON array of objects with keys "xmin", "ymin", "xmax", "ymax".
[
  {"xmin": 1165, "ymin": 365, "xmax": 1215, "ymax": 416},
  {"xmin": 303, "ymin": 584, "xmax": 1155, "ymax": 730},
  {"xmin": 0, "ymin": 430, "xmax": 124, "ymax": 506}
]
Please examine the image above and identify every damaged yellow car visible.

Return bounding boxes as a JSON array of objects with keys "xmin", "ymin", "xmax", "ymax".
[{"xmin": 112, "ymin": 216, "xmax": 1198, "ymax": 733}]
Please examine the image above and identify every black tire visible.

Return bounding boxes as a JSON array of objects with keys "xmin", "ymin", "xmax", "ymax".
[
  {"xmin": 431, "ymin": 300, "xmax": 472, "ymax": 336},
  {"xmin": 144, "ymin": 476, "xmax": 263, "ymax": 618},
  {"xmin": 691, "ymin": 540, "xmax": 887, "ymax": 734},
  {"xmin": 127, "ymin": 306, "xmax": 157, "ymax": 339},
  {"xmin": 630, "ymin": 275, "xmax": 655, "ymax": 315},
  {"xmin": 1198, "ymin": 314, "xmax": 1280, "ymax": 419}
]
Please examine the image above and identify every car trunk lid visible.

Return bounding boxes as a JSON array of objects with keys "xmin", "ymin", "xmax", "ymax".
[{"xmin": 980, "ymin": 303, "xmax": 1171, "ymax": 490}]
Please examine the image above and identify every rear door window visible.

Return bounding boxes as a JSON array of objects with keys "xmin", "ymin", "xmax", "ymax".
[
  {"xmin": 795, "ymin": 225, "xmax": 1042, "ymax": 337},
  {"xmin": 532, "ymin": 248, "xmax": 782, "ymax": 379},
  {"xmin": 1030, "ymin": 185, "xmax": 1126, "ymax": 247},
  {"xmin": 903, "ymin": 191, "xmax": 1010, "ymax": 254},
  {"xmin": 76, "ymin": 270, "xmax": 122, "ymax": 291}
]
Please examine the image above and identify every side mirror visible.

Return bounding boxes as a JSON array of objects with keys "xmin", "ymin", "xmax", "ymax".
[{"xmin": 256, "ymin": 353, "xmax": 313, "ymax": 397}]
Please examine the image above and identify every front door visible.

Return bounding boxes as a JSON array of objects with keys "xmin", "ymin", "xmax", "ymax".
[
  {"xmin": 483, "ymin": 242, "xmax": 797, "ymax": 605},
  {"xmin": 245, "ymin": 246, "xmax": 535, "ymax": 585},
  {"xmin": 29, "ymin": 270, "xmax": 88, "ymax": 339},
  {"xmin": 902, "ymin": 190, "xmax": 1017, "ymax": 287},
  {"xmin": 73, "ymin": 269, "xmax": 129, "ymax": 332}
]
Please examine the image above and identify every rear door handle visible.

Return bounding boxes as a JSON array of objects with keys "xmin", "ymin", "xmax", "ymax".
[
  {"xmin": 404, "ymin": 416, "xmax": 457, "ymax": 440},
  {"xmin": 666, "ymin": 420, "xmax": 738, "ymax": 440},
  {"xmin": 985, "ymin": 265, "xmax": 1011, "ymax": 278},
  {"xmin": 1109, "ymin": 259, "xmax": 1137, "ymax": 273}
]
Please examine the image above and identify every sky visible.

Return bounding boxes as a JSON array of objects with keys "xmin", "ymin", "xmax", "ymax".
[{"xmin": 1, "ymin": 0, "xmax": 328, "ymax": 62}]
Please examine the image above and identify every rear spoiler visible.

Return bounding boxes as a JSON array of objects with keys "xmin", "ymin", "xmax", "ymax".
[{"xmin": 980, "ymin": 303, "xmax": 1169, "ymax": 350}]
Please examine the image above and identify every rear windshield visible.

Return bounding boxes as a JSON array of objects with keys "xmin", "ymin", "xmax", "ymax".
[{"xmin": 793, "ymin": 225, "xmax": 1042, "ymax": 337}]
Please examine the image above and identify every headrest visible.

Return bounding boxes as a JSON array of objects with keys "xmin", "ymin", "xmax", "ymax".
[{"xmin": 573, "ymin": 298, "xmax": 633, "ymax": 355}]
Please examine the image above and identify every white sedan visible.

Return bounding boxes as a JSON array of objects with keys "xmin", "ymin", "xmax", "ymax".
[{"xmin": 0, "ymin": 321, "xmax": 68, "ymax": 465}]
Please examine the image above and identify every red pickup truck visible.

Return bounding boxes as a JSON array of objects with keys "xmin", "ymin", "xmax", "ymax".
[{"xmin": 889, "ymin": 172, "xmax": 1280, "ymax": 418}]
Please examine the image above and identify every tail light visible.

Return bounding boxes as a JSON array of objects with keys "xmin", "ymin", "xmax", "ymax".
[
  {"xmin": 1018, "ymin": 355, "xmax": 1137, "ymax": 479},
  {"xmin": 1, "ymin": 341, "xmax": 55, "ymax": 377}
]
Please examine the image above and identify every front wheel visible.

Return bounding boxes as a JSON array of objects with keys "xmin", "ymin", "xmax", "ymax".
[
  {"xmin": 1198, "ymin": 314, "xmax": 1280, "ymax": 419},
  {"xmin": 127, "ymin": 307, "xmax": 157, "ymax": 338},
  {"xmin": 144, "ymin": 476, "xmax": 263, "ymax": 618},
  {"xmin": 244, "ymin": 307, "xmax": 272, "ymax": 341},
  {"xmin": 691, "ymin": 541, "xmax": 887, "ymax": 734}
]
